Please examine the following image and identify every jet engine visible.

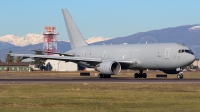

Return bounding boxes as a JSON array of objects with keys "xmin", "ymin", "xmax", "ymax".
[{"xmin": 95, "ymin": 61, "xmax": 121, "ymax": 74}]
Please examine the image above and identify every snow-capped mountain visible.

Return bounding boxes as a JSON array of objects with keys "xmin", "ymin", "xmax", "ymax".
[
  {"xmin": 0, "ymin": 34, "xmax": 43, "ymax": 46},
  {"xmin": 85, "ymin": 36, "xmax": 110, "ymax": 44},
  {"xmin": 0, "ymin": 34, "xmax": 110, "ymax": 46},
  {"xmin": 189, "ymin": 24, "xmax": 200, "ymax": 31}
]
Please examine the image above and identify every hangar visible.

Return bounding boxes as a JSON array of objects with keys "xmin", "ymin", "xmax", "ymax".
[{"xmin": 45, "ymin": 60, "xmax": 78, "ymax": 71}]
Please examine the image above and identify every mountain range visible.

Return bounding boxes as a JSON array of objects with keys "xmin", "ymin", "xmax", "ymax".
[
  {"xmin": 94, "ymin": 24, "xmax": 200, "ymax": 59},
  {"xmin": 0, "ymin": 24, "xmax": 200, "ymax": 61},
  {"xmin": 0, "ymin": 34, "xmax": 110, "ymax": 47}
]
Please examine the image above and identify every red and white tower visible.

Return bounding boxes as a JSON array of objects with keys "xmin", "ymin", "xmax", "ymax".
[{"xmin": 43, "ymin": 26, "xmax": 58, "ymax": 55}]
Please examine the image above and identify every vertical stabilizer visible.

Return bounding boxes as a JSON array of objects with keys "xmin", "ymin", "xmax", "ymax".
[{"xmin": 62, "ymin": 9, "xmax": 88, "ymax": 49}]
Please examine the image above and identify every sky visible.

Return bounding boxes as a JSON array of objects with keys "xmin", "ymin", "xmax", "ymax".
[{"xmin": 1, "ymin": 0, "xmax": 200, "ymax": 40}]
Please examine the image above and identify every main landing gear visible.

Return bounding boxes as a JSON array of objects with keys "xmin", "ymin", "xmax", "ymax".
[
  {"xmin": 177, "ymin": 72, "xmax": 183, "ymax": 79},
  {"xmin": 98, "ymin": 74, "xmax": 111, "ymax": 78},
  {"xmin": 134, "ymin": 70, "xmax": 147, "ymax": 78}
]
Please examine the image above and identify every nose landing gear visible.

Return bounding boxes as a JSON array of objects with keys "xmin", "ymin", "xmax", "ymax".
[{"xmin": 177, "ymin": 72, "xmax": 183, "ymax": 79}]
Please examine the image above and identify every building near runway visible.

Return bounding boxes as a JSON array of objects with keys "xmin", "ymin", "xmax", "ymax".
[
  {"xmin": 0, "ymin": 63, "xmax": 29, "ymax": 71},
  {"xmin": 45, "ymin": 60, "xmax": 78, "ymax": 71},
  {"xmin": 192, "ymin": 59, "xmax": 200, "ymax": 70},
  {"xmin": 22, "ymin": 58, "xmax": 79, "ymax": 71}
]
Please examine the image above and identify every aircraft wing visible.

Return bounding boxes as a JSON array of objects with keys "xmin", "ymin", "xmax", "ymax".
[
  {"xmin": 9, "ymin": 53, "xmax": 139, "ymax": 66},
  {"xmin": 51, "ymin": 52, "xmax": 75, "ymax": 56},
  {"xmin": 9, "ymin": 53, "xmax": 102, "ymax": 62},
  {"xmin": 30, "ymin": 50, "xmax": 75, "ymax": 56}
]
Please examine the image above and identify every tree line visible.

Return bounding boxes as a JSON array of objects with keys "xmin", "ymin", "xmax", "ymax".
[
  {"xmin": 4, "ymin": 50, "xmax": 21, "ymax": 63},
  {"xmin": 2, "ymin": 50, "xmax": 45, "ymax": 68}
]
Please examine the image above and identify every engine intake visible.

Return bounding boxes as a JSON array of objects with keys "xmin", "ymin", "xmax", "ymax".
[{"xmin": 95, "ymin": 61, "xmax": 121, "ymax": 75}]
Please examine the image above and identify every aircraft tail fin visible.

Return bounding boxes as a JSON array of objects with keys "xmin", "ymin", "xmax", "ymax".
[{"xmin": 62, "ymin": 9, "xmax": 88, "ymax": 49}]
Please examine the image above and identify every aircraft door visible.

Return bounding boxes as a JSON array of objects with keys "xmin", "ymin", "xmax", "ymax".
[
  {"xmin": 81, "ymin": 50, "xmax": 85, "ymax": 57},
  {"xmin": 123, "ymin": 51, "xmax": 127, "ymax": 59},
  {"xmin": 165, "ymin": 48, "xmax": 170, "ymax": 59},
  {"xmin": 103, "ymin": 50, "xmax": 107, "ymax": 59}
]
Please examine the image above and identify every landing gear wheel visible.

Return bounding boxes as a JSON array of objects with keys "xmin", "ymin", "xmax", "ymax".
[
  {"xmin": 98, "ymin": 74, "xmax": 111, "ymax": 78},
  {"xmin": 99, "ymin": 74, "xmax": 103, "ymax": 78},
  {"xmin": 104, "ymin": 75, "xmax": 108, "ymax": 78},
  {"xmin": 177, "ymin": 75, "xmax": 181, "ymax": 79},
  {"xmin": 142, "ymin": 73, "xmax": 147, "ymax": 78},
  {"xmin": 134, "ymin": 73, "xmax": 147, "ymax": 78},
  {"xmin": 134, "ymin": 73, "xmax": 139, "ymax": 78},
  {"xmin": 138, "ymin": 73, "xmax": 143, "ymax": 78},
  {"xmin": 180, "ymin": 74, "xmax": 183, "ymax": 79},
  {"xmin": 177, "ymin": 73, "xmax": 183, "ymax": 79}
]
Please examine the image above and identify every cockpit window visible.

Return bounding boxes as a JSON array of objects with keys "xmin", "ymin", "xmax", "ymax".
[
  {"xmin": 178, "ymin": 49, "xmax": 194, "ymax": 55},
  {"xmin": 185, "ymin": 50, "xmax": 190, "ymax": 54},
  {"xmin": 189, "ymin": 49, "xmax": 194, "ymax": 55}
]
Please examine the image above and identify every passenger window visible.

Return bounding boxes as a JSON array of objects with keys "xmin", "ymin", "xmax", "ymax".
[{"xmin": 178, "ymin": 50, "xmax": 181, "ymax": 53}]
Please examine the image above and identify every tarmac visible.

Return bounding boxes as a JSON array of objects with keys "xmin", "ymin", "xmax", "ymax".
[{"xmin": 0, "ymin": 77, "xmax": 200, "ymax": 84}]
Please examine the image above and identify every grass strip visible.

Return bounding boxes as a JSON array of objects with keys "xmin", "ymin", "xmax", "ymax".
[{"xmin": 0, "ymin": 83, "xmax": 199, "ymax": 112}]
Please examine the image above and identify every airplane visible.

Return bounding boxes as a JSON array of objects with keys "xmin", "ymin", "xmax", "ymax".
[{"xmin": 9, "ymin": 9, "xmax": 195, "ymax": 79}]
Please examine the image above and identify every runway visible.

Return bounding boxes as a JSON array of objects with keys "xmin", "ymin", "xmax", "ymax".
[{"xmin": 0, "ymin": 77, "xmax": 200, "ymax": 84}]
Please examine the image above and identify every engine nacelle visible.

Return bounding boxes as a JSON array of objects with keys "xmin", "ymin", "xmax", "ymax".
[{"xmin": 95, "ymin": 61, "xmax": 121, "ymax": 75}]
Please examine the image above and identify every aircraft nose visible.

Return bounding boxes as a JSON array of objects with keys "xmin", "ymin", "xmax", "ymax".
[{"xmin": 188, "ymin": 55, "xmax": 195, "ymax": 64}]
